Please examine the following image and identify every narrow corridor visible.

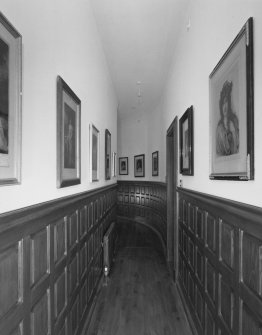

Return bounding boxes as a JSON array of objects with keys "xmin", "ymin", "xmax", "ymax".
[{"xmin": 84, "ymin": 223, "xmax": 193, "ymax": 335}]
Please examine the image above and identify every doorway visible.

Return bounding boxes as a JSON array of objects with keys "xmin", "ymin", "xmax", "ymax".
[{"xmin": 166, "ymin": 116, "xmax": 178, "ymax": 281}]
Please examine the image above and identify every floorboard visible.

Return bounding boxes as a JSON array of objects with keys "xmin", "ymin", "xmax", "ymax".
[{"xmin": 84, "ymin": 222, "xmax": 193, "ymax": 335}]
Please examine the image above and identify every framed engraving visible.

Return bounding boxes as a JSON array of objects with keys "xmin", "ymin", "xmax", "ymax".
[
  {"xmin": 0, "ymin": 13, "xmax": 22, "ymax": 185},
  {"xmin": 57, "ymin": 76, "xmax": 81, "ymax": 188},
  {"xmin": 209, "ymin": 18, "xmax": 254, "ymax": 180},
  {"xmin": 179, "ymin": 106, "xmax": 194, "ymax": 175}
]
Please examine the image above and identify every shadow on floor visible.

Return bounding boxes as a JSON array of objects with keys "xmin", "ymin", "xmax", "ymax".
[{"xmin": 84, "ymin": 222, "xmax": 193, "ymax": 335}]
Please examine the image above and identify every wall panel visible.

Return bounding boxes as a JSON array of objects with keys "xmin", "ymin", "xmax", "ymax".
[
  {"xmin": 117, "ymin": 181, "xmax": 167, "ymax": 252},
  {"xmin": 0, "ymin": 184, "xmax": 117, "ymax": 335},
  {"xmin": 178, "ymin": 187, "xmax": 262, "ymax": 335}
]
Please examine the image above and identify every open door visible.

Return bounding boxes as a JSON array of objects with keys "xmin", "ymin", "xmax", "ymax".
[{"xmin": 166, "ymin": 117, "xmax": 178, "ymax": 281}]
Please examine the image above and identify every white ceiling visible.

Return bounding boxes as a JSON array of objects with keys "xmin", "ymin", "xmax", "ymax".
[{"xmin": 91, "ymin": 0, "xmax": 189, "ymax": 116}]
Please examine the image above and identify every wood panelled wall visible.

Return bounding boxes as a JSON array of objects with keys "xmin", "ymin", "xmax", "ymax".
[
  {"xmin": 0, "ymin": 184, "xmax": 117, "ymax": 335},
  {"xmin": 117, "ymin": 181, "xmax": 167, "ymax": 250},
  {"xmin": 178, "ymin": 187, "xmax": 262, "ymax": 335}
]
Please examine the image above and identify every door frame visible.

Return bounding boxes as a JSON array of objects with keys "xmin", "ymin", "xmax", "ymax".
[{"xmin": 166, "ymin": 116, "xmax": 178, "ymax": 281}]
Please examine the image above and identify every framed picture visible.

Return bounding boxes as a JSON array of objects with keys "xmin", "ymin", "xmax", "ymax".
[
  {"xmin": 179, "ymin": 106, "xmax": 194, "ymax": 175},
  {"xmin": 152, "ymin": 151, "xmax": 159, "ymax": 176},
  {"xmin": 119, "ymin": 157, "xmax": 128, "ymax": 175},
  {"xmin": 134, "ymin": 154, "xmax": 145, "ymax": 177},
  {"xmin": 57, "ymin": 76, "xmax": 81, "ymax": 188},
  {"xmin": 105, "ymin": 129, "xmax": 111, "ymax": 180},
  {"xmin": 209, "ymin": 17, "xmax": 254, "ymax": 180},
  {"xmin": 112, "ymin": 151, "xmax": 116, "ymax": 177},
  {"xmin": 90, "ymin": 123, "xmax": 99, "ymax": 182},
  {"xmin": 0, "ymin": 13, "xmax": 22, "ymax": 185}
]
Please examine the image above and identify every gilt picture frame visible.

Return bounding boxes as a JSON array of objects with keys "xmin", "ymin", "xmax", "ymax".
[
  {"xmin": 57, "ymin": 76, "xmax": 81, "ymax": 188},
  {"xmin": 90, "ymin": 123, "xmax": 100, "ymax": 182},
  {"xmin": 0, "ymin": 13, "xmax": 22, "ymax": 185},
  {"xmin": 179, "ymin": 106, "xmax": 194, "ymax": 175},
  {"xmin": 105, "ymin": 129, "xmax": 111, "ymax": 180},
  {"xmin": 134, "ymin": 154, "xmax": 145, "ymax": 177},
  {"xmin": 209, "ymin": 17, "xmax": 254, "ymax": 180},
  {"xmin": 119, "ymin": 157, "xmax": 128, "ymax": 175}
]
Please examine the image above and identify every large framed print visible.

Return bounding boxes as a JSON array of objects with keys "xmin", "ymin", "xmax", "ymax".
[
  {"xmin": 105, "ymin": 129, "xmax": 111, "ymax": 180},
  {"xmin": 134, "ymin": 154, "xmax": 145, "ymax": 177},
  {"xmin": 57, "ymin": 76, "xmax": 81, "ymax": 188},
  {"xmin": 0, "ymin": 13, "xmax": 22, "ymax": 185},
  {"xmin": 90, "ymin": 123, "xmax": 99, "ymax": 182},
  {"xmin": 179, "ymin": 106, "xmax": 194, "ymax": 175},
  {"xmin": 209, "ymin": 17, "xmax": 254, "ymax": 180}
]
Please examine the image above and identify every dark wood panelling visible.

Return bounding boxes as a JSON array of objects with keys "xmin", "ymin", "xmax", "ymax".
[
  {"xmin": 0, "ymin": 184, "xmax": 117, "ymax": 335},
  {"xmin": 220, "ymin": 277, "xmax": 234, "ymax": 331},
  {"xmin": 242, "ymin": 232, "xmax": 262, "ymax": 296},
  {"xmin": 31, "ymin": 291, "xmax": 50, "ymax": 335},
  {"xmin": 30, "ymin": 228, "xmax": 49, "ymax": 286},
  {"xmin": 54, "ymin": 268, "xmax": 66, "ymax": 320},
  {"xmin": 0, "ymin": 243, "xmax": 21, "ymax": 319},
  {"xmin": 54, "ymin": 219, "xmax": 66, "ymax": 264},
  {"xmin": 206, "ymin": 259, "xmax": 216, "ymax": 305},
  {"xmin": 220, "ymin": 220, "xmax": 234, "ymax": 269},
  {"xmin": 178, "ymin": 187, "xmax": 262, "ymax": 335},
  {"xmin": 117, "ymin": 181, "xmax": 167, "ymax": 254},
  {"xmin": 206, "ymin": 307, "xmax": 215, "ymax": 335}
]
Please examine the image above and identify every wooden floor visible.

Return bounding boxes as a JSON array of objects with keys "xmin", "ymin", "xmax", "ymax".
[{"xmin": 84, "ymin": 223, "xmax": 193, "ymax": 335}]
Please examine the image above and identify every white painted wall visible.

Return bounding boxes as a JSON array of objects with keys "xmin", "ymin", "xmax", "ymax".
[
  {"xmin": 117, "ymin": 103, "xmax": 165, "ymax": 182},
  {"xmin": 161, "ymin": 0, "xmax": 262, "ymax": 207},
  {"xmin": 118, "ymin": 0, "xmax": 262, "ymax": 208},
  {"xmin": 0, "ymin": 0, "xmax": 117, "ymax": 214}
]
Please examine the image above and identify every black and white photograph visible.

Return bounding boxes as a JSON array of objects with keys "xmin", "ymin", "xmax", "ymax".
[{"xmin": 0, "ymin": 3, "xmax": 261, "ymax": 335}]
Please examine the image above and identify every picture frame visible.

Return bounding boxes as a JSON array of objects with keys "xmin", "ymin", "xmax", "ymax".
[
  {"xmin": 152, "ymin": 151, "xmax": 159, "ymax": 176},
  {"xmin": 112, "ymin": 151, "xmax": 117, "ymax": 177},
  {"xmin": 119, "ymin": 157, "xmax": 128, "ymax": 175},
  {"xmin": 179, "ymin": 106, "xmax": 194, "ymax": 175},
  {"xmin": 90, "ymin": 123, "xmax": 100, "ymax": 182},
  {"xmin": 105, "ymin": 129, "xmax": 111, "ymax": 180},
  {"xmin": 134, "ymin": 154, "xmax": 145, "ymax": 177},
  {"xmin": 57, "ymin": 76, "xmax": 81, "ymax": 188},
  {"xmin": 209, "ymin": 17, "xmax": 254, "ymax": 180},
  {"xmin": 0, "ymin": 13, "xmax": 22, "ymax": 185}
]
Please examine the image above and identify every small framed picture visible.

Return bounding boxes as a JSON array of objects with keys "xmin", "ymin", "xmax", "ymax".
[
  {"xmin": 112, "ymin": 151, "xmax": 117, "ymax": 177},
  {"xmin": 134, "ymin": 154, "xmax": 145, "ymax": 177},
  {"xmin": 119, "ymin": 157, "xmax": 128, "ymax": 175},
  {"xmin": 105, "ymin": 129, "xmax": 111, "ymax": 180},
  {"xmin": 179, "ymin": 106, "xmax": 194, "ymax": 175},
  {"xmin": 57, "ymin": 76, "xmax": 81, "ymax": 188},
  {"xmin": 209, "ymin": 18, "xmax": 254, "ymax": 180},
  {"xmin": 152, "ymin": 151, "xmax": 159, "ymax": 176},
  {"xmin": 0, "ymin": 13, "xmax": 22, "ymax": 185},
  {"xmin": 90, "ymin": 124, "xmax": 100, "ymax": 182}
]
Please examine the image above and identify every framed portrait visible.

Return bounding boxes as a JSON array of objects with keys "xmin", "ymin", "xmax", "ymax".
[
  {"xmin": 112, "ymin": 151, "xmax": 116, "ymax": 177},
  {"xmin": 179, "ymin": 106, "xmax": 194, "ymax": 175},
  {"xmin": 152, "ymin": 151, "xmax": 159, "ymax": 176},
  {"xmin": 57, "ymin": 76, "xmax": 81, "ymax": 188},
  {"xmin": 0, "ymin": 13, "xmax": 22, "ymax": 185},
  {"xmin": 209, "ymin": 17, "xmax": 254, "ymax": 180},
  {"xmin": 134, "ymin": 154, "xmax": 145, "ymax": 177},
  {"xmin": 119, "ymin": 157, "xmax": 128, "ymax": 175},
  {"xmin": 105, "ymin": 129, "xmax": 111, "ymax": 180},
  {"xmin": 90, "ymin": 123, "xmax": 99, "ymax": 182}
]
